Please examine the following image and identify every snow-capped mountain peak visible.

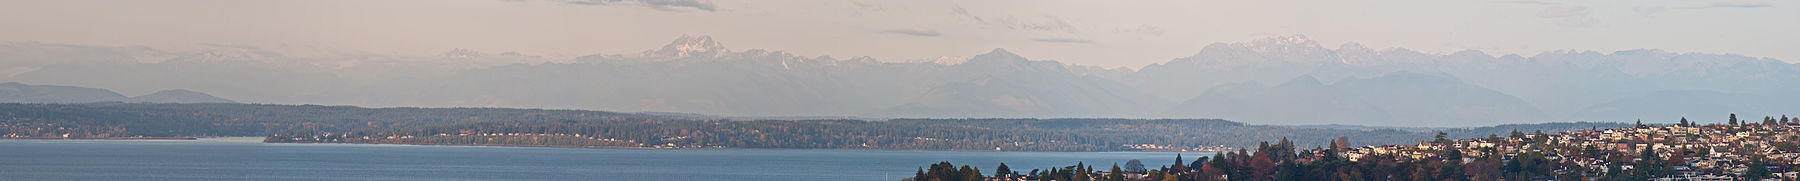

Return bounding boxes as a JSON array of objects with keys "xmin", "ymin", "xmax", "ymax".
[
  {"xmin": 1240, "ymin": 34, "xmax": 1326, "ymax": 55},
  {"xmin": 972, "ymin": 48, "xmax": 1026, "ymax": 62},
  {"xmin": 649, "ymin": 35, "xmax": 729, "ymax": 58},
  {"xmin": 911, "ymin": 56, "xmax": 970, "ymax": 65}
]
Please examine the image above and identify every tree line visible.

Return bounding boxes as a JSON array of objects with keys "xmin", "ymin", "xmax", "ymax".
[{"xmin": 5, "ymin": 103, "xmax": 1629, "ymax": 151}]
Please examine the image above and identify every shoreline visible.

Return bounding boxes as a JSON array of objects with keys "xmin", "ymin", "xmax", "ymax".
[
  {"xmin": 264, "ymin": 141, "xmax": 1218, "ymax": 153},
  {"xmin": 4, "ymin": 136, "xmax": 1218, "ymax": 153},
  {"xmin": 0, "ymin": 137, "xmax": 198, "ymax": 140}
]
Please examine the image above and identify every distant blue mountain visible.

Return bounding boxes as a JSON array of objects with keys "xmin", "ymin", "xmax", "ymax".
[
  {"xmin": 1166, "ymin": 72, "xmax": 1546, "ymax": 127},
  {"xmin": 0, "ymin": 82, "xmax": 234, "ymax": 104}
]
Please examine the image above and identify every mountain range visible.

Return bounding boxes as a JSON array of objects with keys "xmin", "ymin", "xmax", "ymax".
[
  {"xmin": 0, "ymin": 82, "xmax": 235, "ymax": 104},
  {"xmin": 1, "ymin": 35, "xmax": 1794, "ymax": 126}
]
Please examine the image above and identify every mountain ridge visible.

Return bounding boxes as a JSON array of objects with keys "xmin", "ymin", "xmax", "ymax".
[
  {"xmin": 1167, "ymin": 72, "xmax": 1546, "ymax": 127},
  {"xmin": 2, "ymin": 35, "xmax": 1795, "ymax": 126},
  {"xmin": 0, "ymin": 82, "xmax": 235, "ymax": 104}
]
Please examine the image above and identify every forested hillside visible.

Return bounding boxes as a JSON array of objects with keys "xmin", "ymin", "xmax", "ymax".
[
  {"xmin": 0, "ymin": 103, "xmax": 655, "ymax": 138},
  {"xmin": 2, "ymin": 103, "xmax": 1630, "ymax": 151}
]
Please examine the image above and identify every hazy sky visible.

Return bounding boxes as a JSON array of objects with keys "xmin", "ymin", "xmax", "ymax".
[{"xmin": 1, "ymin": 0, "xmax": 1794, "ymax": 68}]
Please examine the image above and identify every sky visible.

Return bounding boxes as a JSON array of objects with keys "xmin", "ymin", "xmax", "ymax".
[{"xmin": 0, "ymin": 0, "xmax": 1794, "ymax": 68}]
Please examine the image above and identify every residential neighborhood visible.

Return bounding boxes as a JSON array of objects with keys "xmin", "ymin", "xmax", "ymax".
[{"xmin": 915, "ymin": 114, "xmax": 1800, "ymax": 181}]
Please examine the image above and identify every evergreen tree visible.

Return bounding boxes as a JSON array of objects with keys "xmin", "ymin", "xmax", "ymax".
[
  {"xmin": 1730, "ymin": 113, "xmax": 1739, "ymax": 126},
  {"xmin": 1679, "ymin": 117, "xmax": 1690, "ymax": 127},
  {"xmin": 1508, "ymin": 129, "xmax": 1526, "ymax": 139},
  {"xmin": 1234, "ymin": 148, "xmax": 1251, "ymax": 180},
  {"xmin": 1633, "ymin": 145, "xmax": 1669, "ymax": 179},
  {"xmin": 1501, "ymin": 155, "xmax": 1521, "ymax": 178},
  {"xmin": 1273, "ymin": 161, "xmax": 1302, "ymax": 181},
  {"xmin": 1075, "ymin": 162, "xmax": 1090, "ymax": 181},
  {"xmin": 1432, "ymin": 146, "xmax": 1467, "ymax": 181},
  {"xmin": 1107, "ymin": 164, "xmax": 1126, "ymax": 181},
  {"xmin": 1175, "ymin": 154, "xmax": 1183, "ymax": 167},
  {"xmin": 1086, "ymin": 166, "xmax": 1095, "ymax": 180},
  {"xmin": 1746, "ymin": 156, "xmax": 1771, "ymax": 180},
  {"xmin": 1209, "ymin": 152, "xmax": 1229, "ymax": 173},
  {"xmin": 916, "ymin": 167, "xmax": 926, "ymax": 180},
  {"xmin": 1434, "ymin": 132, "xmax": 1449, "ymax": 144},
  {"xmin": 1258, "ymin": 141, "xmax": 1271, "ymax": 154},
  {"xmin": 961, "ymin": 165, "xmax": 983, "ymax": 181},
  {"xmin": 969, "ymin": 167, "xmax": 983, "ymax": 181},
  {"xmin": 1277, "ymin": 137, "xmax": 1295, "ymax": 161},
  {"xmin": 995, "ymin": 162, "xmax": 1012, "ymax": 178},
  {"xmin": 1172, "ymin": 154, "xmax": 1187, "ymax": 171},
  {"xmin": 1329, "ymin": 139, "xmax": 1342, "ymax": 153},
  {"xmin": 926, "ymin": 162, "xmax": 960, "ymax": 181}
]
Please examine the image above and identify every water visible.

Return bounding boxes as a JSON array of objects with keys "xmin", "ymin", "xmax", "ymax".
[{"xmin": 0, "ymin": 138, "xmax": 1196, "ymax": 181}]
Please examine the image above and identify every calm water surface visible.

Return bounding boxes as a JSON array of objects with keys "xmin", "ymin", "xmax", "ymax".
[{"xmin": 0, "ymin": 138, "xmax": 1194, "ymax": 181}]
